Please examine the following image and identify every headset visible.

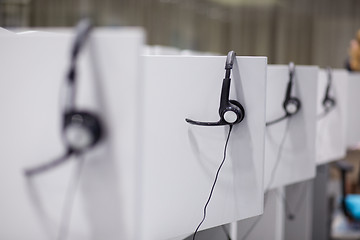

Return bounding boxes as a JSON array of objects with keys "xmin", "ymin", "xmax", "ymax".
[
  {"xmin": 24, "ymin": 19, "xmax": 103, "ymax": 176},
  {"xmin": 266, "ymin": 62, "xmax": 301, "ymax": 127},
  {"xmin": 185, "ymin": 51, "xmax": 245, "ymax": 126},
  {"xmin": 322, "ymin": 67, "xmax": 336, "ymax": 112}
]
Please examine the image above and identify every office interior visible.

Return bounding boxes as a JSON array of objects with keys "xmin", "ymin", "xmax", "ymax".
[{"xmin": 1, "ymin": 0, "xmax": 360, "ymax": 239}]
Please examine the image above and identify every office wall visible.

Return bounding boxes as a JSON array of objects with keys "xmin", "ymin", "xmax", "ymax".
[{"xmin": 1, "ymin": 0, "xmax": 360, "ymax": 66}]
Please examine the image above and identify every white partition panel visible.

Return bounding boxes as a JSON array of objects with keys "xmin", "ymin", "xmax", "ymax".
[
  {"xmin": 346, "ymin": 73, "xmax": 360, "ymax": 148},
  {"xmin": 265, "ymin": 65, "xmax": 318, "ymax": 190},
  {"xmin": 316, "ymin": 69, "xmax": 348, "ymax": 164},
  {"xmin": 0, "ymin": 29, "xmax": 145, "ymax": 239},
  {"xmin": 0, "ymin": 27, "xmax": 12, "ymax": 34},
  {"xmin": 236, "ymin": 188, "xmax": 284, "ymax": 240},
  {"xmin": 141, "ymin": 56, "xmax": 267, "ymax": 240}
]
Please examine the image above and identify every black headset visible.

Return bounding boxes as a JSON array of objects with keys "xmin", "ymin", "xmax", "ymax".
[
  {"xmin": 322, "ymin": 67, "xmax": 336, "ymax": 112},
  {"xmin": 185, "ymin": 51, "xmax": 245, "ymax": 126},
  {"xmin": 24, "ymin": 20, "xmax": 103, "ymax": 176},
  {"xmin": 266, "ymin": 62, "xmax": 301, "ymax": 127}
]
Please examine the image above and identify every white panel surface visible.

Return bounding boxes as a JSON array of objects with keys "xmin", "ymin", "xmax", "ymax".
[
  {"xmin": 0, "ymin": 29, "xmax": 144, "ymax": 239},
  {"xmin": 265, "ymin": 65, "xmax": 318, "ymax": 190},
  {"xmin": 236, "ymin": 188, "xmax": 284, "ymax": 240},
  {"xmin": 346, "ymin": 73, "xmax": 360, "ymax": 148},
  {"xmin": 316, "ymin": 69, "xmax": 348, "ymax": 164},
  {"xmin": 140, "ymin": 56, "xmax": 267, "ymax": 240},
  {"xmin": 0, "ymin": 27, "xmax": 12, "ymax": 34}
]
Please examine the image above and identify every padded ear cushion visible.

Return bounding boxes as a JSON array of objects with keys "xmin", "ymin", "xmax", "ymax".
[
  {"xmin": 323, "ymin": 97, "xmax": 335, "ymax": 110},
  {"xmin": 229, "ymin": 100, "xmax": 245, "ymax": 123},
  {"xmin": 283, "ymin": 97, "xmax": 301, "ymax": 116},
  {"xmin": 63, "ymin": 111, "xmax": 103, "ymax": 152}
]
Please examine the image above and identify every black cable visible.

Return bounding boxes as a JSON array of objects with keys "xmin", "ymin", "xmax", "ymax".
[
  {"xmin": 240, "ymin": 193, "xmax": 271, "ymax": 240},
  {"xmin": 317, "ymin": 111, "xmax": 328, "ymax": 120},
  {"xmin": 240, "ymin": 217, "xmax": 261, "ymax": 240},
  {"xmin": 241, "ymin": 118, "xmax": 291, "ymax": 240},
  {"xmin": 275, "ymin": 181, "xmax": 309, "ymax": 221},
  {"xmin": 270, "ymin": 124, "xmax": 309, "ymax": 222},
  {"xmin": 274, "ymin": 189, "xmax": 295, "ymax": 220},
  {"xmin": 266, "ymin": 114, "xmax": 289, "ymax": 127},
  {"xmin": 266, "ymin": 118, "xmax": 295, "ymax": 220},
  {"xmin": 57, "ymin": 155, "xmax": 86, "ymax": 240},
  {"xmin": 317, "ymin": 105, "xmax": 337, "ymax": 120},
  {"xmin": 24, "ymin": 149, "xmax": 74, "ymax": 176},
  {"xmin": 192, "ymin": 124, "xmax": 233, "ymax": 240},
  {"xmin": 221, "ymin": 225, "xmax": 232, "ymax": 240},
  {"xmin": 266, "ymin": 118, "xmax": 292, "ymax": 190}
]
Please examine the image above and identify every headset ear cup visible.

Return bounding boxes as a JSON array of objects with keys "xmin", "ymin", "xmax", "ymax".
[
  {"xmin": 63, "ymin": 111, "xmax": 102, "ymax": 152},
  {"xmin": 283, "ymin": 97, "xmax": 301, "ymax": 116},
  {"xmin": 229, "ymin": 100, "xmax": 245, "ymax": 123},
  {"xmin": 323, "ymin": 98, "xmax": 335, "ymax": 110}
]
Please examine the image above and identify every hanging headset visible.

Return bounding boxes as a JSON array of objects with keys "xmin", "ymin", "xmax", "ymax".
[
  {"xmin": 322, "ymin": 67, "xmax": 336, "ymax": 112},
  {"xmin": 266, "ymin": 62, "xmax": 301, "ymax": 127},
  {"xmin": 185, "ymin": 51, "xmax": 245, "ymax": 126},
  {"xmin": 24, "ymin": 19, "xmax": 103, "ymax": 176}
]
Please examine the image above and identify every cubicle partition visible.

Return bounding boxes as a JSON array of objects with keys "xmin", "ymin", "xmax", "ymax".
[
  {"xmin": 0, "ymin": 27, "xmax": 12, "ymax": 34},
  {"xmin": 316, "ymin": 69, "xmax": 348, "ymax": 165},
  {"xmin": 346, "ymin": 73, "xmax": 360, "ymax": 148},
  {"xmin": 0, "ymin": 29, "xmax": 145, "ymax": 239},
  {"xmin": 265, "ymin": 65, "xmax": 318, "ymax": 190},
  {"xmin": 236, "ymin": 64, "xmax": 318, "ymax": 240},
  {"xmin": 140, "ymin": 56, "xmax": 267, "ymax": 240}
]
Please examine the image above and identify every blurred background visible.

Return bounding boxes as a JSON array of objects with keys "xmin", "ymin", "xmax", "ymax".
[{"xmin": 1, "ymin": 0, "xmax": 360, "ymax": 67}]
